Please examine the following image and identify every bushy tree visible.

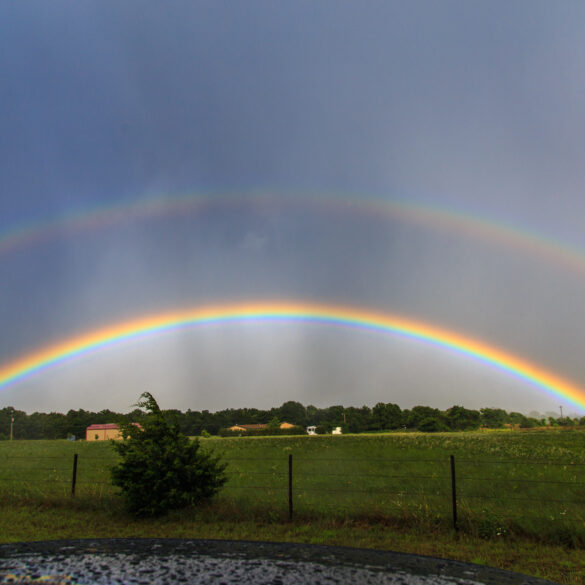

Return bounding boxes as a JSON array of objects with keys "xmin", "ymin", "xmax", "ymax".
[
  {"xmin": 372, "ymin": 402, "xmax": 403, "ymax": 430},
  {"xmin": 267, "ymin": 416, "xmax": 281, "ymax": 432},
  {"xmin": 479, "ymin": 407, "xmax": 507, "ymax": 428},
  {"xmin": 418, "ymin": 416, "xmax": 449, "ymax": 432},
  {"xmin": 110, "ymin": 392, "xmax": 227, "ymax": 517},
  {"xmin": 446, "ymin": 405, "xmax": 480, "ymax": 431},
  {"xmin": 277, "ymin": 401, "xmax": 308, "ymax": 426},
  {"xmin": 407, "ymin": 406, "xmax": 444, "ymax": 429}
]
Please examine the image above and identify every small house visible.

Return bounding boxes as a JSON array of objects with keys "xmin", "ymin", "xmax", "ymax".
[
  {"xmin": 227, "ymin": 422, "xmax": 295, "ymax": 433},
  {"xmin": 85, "ymin": 423, "xmax": 142, "ymax": 441},
  {"xmin": 227, "ymin": 424, "xmax": 267, "ymax": 432}
]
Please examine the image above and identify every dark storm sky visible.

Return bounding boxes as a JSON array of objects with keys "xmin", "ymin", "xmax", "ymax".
[{"xmin": 2, "ymin": 1, "xmax": 585, "ymax": 415}]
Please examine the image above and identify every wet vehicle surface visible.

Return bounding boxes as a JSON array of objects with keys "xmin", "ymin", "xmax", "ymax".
[{"xmin": 0, "ymin": 539, "xmax": 557, "ymax": 585}]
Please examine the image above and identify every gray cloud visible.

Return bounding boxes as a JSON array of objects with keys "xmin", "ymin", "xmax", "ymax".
[{"xmin": 2, "ymin": 2, "xmax": 585, "ymax": 414}]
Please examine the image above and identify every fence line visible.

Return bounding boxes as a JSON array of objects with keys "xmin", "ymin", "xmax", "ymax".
[
  {"xmin": 0, "ymin": 478, "xmax": 71, "ymax": 483},
  {"xmin": 1, "ymin": 452, "xmax": 584, "ymax": 531},
  {"xmin": 458, "ymin": 477, "xmax": 585, "ymax": 486},
  {"xmin": 456, "ymin": 493, "xmax": 584, "ymax": 504},
  {"xmin": 457, "ymin": 458, "xmax": 585, "ymax": 466}
]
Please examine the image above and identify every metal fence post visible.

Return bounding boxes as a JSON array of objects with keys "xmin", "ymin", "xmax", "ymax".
[
  {"xmin": 288, "ymin": 453, "xmax": 293, "ymax": 521},
  {"xmin": 450, "ymin": 454, "xmax": 458, "ymax": 531},
  {"xmin": 71, "ymin": 453, "xmax": 78, "ymax": 497}
]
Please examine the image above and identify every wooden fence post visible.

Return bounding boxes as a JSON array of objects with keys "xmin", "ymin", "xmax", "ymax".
[
  {"xmin": 288, "ymin": 453, "xmax": 293, "ymax": 521},
  {"xmin": 71, "ymin": 453, "xmax": 78, "ymax": 497},
  {"xmin": 450, "ymin": 454, "xmax": 458, "ymax": 531}
]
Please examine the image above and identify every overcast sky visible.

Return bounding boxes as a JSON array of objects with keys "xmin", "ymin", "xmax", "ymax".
[{"xmin": 2, "ymin": 1, "xmax": 585, "ymax": 415}]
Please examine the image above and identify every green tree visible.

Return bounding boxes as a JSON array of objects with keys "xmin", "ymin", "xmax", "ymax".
[
  {"xmin": 267, "ymin": 416, "xmax": 281, "ymax": 433},
  {"xmin": 479, "ymin": 407, "xmax": 507, "ymax": 428},
  {"xmin": 418, "ymin": 416, "xmax": 449, "ymax": 432},
  {"xmin": 372, "ymin": 402, "xmax": 403, "ymax": 430},
  {"xmin": 446, "ymin": 405, "xmax": 480, "ymax": 431},
  {"xmin": 344, "ymin": 405, "xmax": 373, "ymax": 433},
  {"xmin": 277, "ymin": 401, "xmax": 307, "ymax": 426},
  {"xmin": 64, "ymin": 409, "xmax": 94, "ymax": 439},
  {"xmin": 508, "ymin": 411, "xmax": 529, "ymax": 427},
  {"xmin": 306, "ymin": 405, "xmax": 320, "ymax": 426},
  {"xmin": 407, "ymin": 406, "xmax": 444, "ymax": 430},
  {"xmin": 110, "ymin": 392, "xmax": 227, "ymax": 517}
]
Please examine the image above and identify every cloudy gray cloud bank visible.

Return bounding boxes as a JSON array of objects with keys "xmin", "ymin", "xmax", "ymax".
[{"xmin": 2, "ymin": 1, "xmax": 585, "ymax": 414}]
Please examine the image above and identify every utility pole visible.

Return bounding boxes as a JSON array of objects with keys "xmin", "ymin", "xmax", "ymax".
[
  {"xmin": 10, "ymin": 413, "xmax": 14, "ymax": 441},
  {"xmin": 559, "ymin": 405, "xmax": 563, "ymax": 421}
]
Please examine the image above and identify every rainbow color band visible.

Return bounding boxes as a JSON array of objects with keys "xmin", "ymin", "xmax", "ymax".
[
  {"xmin": 2, "ymin": 193, "xmax": 585, "ymax": 278},
  {"xmin": 1, "ymin": 301, "xmax": 584, "ymax": 411}
]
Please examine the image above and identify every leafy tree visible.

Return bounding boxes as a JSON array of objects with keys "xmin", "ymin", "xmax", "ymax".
[
  {"xmin": 64, "ymin": 409, "xmax": 94, "ymax": 439},
  {"xmin": 110, "ymin": 392, "xmax": 227, "ymax": 517},
  {"xmin": 372, "ymin": 402, "xmax": 403, "ymax": 430},
  {"xmin": 278, "ymin": 401, "xmax": 307, "ymax": 426},
  {"xmin": 407, "ymin": 406, "xmax": 444, "ymax": 429},
  {"xmin": 479, "ymin": 407, "xmax": 507, "ymax": 428},
  {"xmin": 306, "ymin": 405, "xmax": 320, "ymax": 426},
  {"xmin": 446, "ymin": 405, "xmax": 480, "ymax": 431},
  {"xmin": 320, "ymin": 405, "xmax": 345, "ymax": 429},
  {"xmin": 508, "ymin": 411, "xmax": 529, "ymax": 427},
  {"xmin": 519, "ymin": 416, "xmax": 539, "ymax": 428},
  {"xmin": 0, "ymin": 407, "xmax": 25, "ymax": 439},
  {"xmin": 418, "ymin": 416, "xmax": 449, "ymax": 432},
  {"xmin": 344, "ymin": 405, "xmax": 373, "ymax": 433},
  {"xmin": 267, "ymin": 416, "xmax": 281, "ymax": 432}
]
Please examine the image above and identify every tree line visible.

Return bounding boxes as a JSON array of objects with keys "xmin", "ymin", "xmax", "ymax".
[{"xmin": 1, "ymin": 401, "xmax": 584, "ymax": 440}]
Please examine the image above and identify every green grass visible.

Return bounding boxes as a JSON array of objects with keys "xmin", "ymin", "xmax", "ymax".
[{"xmin": 1, "ymin": 430, "xmax": 585, "ymax": 584}]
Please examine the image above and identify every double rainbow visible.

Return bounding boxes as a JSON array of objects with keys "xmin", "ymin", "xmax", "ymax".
[{"xmin": 1, "ymin": 301, "xmax": 584, "ymax": 412}]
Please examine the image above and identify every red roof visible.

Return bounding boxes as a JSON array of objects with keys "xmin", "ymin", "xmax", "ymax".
[
  {"xmin": 86, "ymin": 423, "xmax": 142, "ymax": 431},
  {"xmin": 86, "ymin": 423, "xmax": 120, "ymax": 430}
]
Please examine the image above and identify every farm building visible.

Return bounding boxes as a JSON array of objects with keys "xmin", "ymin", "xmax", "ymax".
[
  {"xmin": 227, "ymin": 422, "xmax": 295, "ymax": 432},
  {"xmin": 85, "ymin": 423, "xmax": 142, "ymax": 441}
]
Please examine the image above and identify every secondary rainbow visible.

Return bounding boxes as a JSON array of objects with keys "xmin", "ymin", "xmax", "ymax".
[
  {"xmin": 1, "ymin": 301, "xmax": 584, "ymax": 412},
  {"xmin": 3, "ymin": 192, "xmax": 585, "ymax": 279}
]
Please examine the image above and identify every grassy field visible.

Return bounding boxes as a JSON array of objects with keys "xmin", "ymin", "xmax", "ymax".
[{"xmin": 1, "ymin": 430, "xmax": 584, "ymax": 583}]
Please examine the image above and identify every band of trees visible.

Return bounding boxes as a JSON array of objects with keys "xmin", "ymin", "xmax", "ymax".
[{"xmin": 1, "ymin": 401, "xmax": 584, "ymax": 440}]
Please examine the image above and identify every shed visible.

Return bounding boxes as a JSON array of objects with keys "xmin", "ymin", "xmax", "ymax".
[{"xmin": 85, "ymin": 423, "xmax": 142, "ymax": 441}]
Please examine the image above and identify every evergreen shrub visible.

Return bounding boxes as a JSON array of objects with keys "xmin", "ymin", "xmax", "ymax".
[{"xmin": 111, "ymin": 392, "xmax": 227, "ymax": 517}]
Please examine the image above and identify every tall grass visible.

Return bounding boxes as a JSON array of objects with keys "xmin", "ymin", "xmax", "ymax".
[{"xmin": 1, "ymin": 430, "xmax": 584, "ymax": 546}]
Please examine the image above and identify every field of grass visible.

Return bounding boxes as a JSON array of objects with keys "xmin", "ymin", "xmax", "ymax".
[{"xmin": 1, "ymin": 430, "xmax": 585, "ymax": 583}]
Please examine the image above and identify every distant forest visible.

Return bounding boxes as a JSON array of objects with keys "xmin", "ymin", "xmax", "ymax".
[{"xmin": 1, "ymin": 402, "xmax": 584, "ymax": 440}]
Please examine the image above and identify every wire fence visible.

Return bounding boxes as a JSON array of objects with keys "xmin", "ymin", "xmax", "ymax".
[{"xmin": 1, "ymin": 452, "xmax": 584, "ymax": 532}]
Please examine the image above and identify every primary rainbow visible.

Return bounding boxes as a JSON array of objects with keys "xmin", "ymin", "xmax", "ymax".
[{"xmin": 1, "ymin": 301, "xmax": 584, "ymax": 412}]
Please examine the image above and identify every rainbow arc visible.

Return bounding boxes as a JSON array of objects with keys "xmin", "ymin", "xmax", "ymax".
[
  {"xmin": 1, "ymin": 301, "xmax": 584, "ymax": 412},
  {"xmin": 3, "ymin": 193, "xmax": 585, "ymax": 278}
]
